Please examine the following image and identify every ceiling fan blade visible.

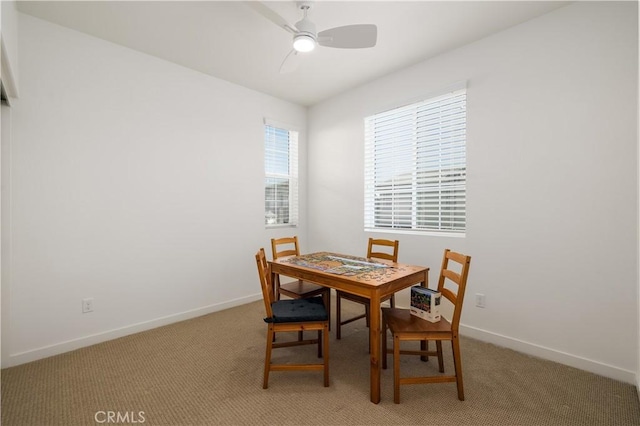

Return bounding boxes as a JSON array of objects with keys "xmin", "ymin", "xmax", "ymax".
[
  {"xmin": 317, "ymin": 24, "xmax": 377, "ymax": 49},
  {"xmin": 279, "ymin": 50, "xmax": 302, "ymax": 74},
  {"xmin": 244, "ymin": 1, "xmax": 297, "ymax": 34}
]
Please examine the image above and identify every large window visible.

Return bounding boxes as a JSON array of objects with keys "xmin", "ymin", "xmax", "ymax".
[
  {"xmin": 264, "ymin": 120, "xmax": 298, "ymax": 227},
  {"xmin": 364, "ymin": 86, "xmax": 466, "ymax": 234}
]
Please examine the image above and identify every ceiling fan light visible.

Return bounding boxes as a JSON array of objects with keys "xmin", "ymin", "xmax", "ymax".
[{"xmin": 293, "ymin": 34, "xmax": 316, "ymax": 52}]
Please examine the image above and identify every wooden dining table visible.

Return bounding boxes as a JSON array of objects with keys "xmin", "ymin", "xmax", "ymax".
[{"xmin": 269, "ymin": 251, "xmax": 429, "ymax": 404}]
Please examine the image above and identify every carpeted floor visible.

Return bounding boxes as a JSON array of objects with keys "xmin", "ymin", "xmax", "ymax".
[{"xmin": 2, "ymin": 298, "xmax": 639, "ymax": 425}]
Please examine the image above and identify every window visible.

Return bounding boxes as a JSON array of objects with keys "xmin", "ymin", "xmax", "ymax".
[
  {"xmin": 364, "ymin": 86, "xmax": 466, "ymax": 234},
  {"xmin": 264, "ymin": 120, "xmax": 298, "ymax": 227}
]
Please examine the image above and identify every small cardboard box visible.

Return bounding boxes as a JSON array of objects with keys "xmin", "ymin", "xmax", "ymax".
[{"xmin": 410, "ymin": 285, "xmax": 441, "ymax": 322}]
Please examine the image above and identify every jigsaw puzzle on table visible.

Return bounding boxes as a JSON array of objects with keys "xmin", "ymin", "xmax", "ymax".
[{"xmin": 283, "ymin": 252, "xmax": 398, "ymax": 279}]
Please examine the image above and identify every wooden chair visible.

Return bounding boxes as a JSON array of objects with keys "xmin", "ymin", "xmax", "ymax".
[
  {"xmin": 271, "ymin": 236, "xmax": 331, "ymax": 331},
  {"xmin": 255, "ymin": 248, "xmax": 329, "ymax": 388},
  {"xmin": 382, "ymin": 249, "xmax": 471, "ymax": 403},
  {"xmin": 335, "ymin": 238, "xmax": 399, "ymax": 340}
]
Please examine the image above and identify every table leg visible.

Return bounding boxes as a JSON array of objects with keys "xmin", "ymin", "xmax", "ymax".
[{"xmin": 369, "ymin": 292, "xmax": 382, "ymax": 404}]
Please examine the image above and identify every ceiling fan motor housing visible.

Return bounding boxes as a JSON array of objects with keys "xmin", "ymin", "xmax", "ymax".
[
  {"xmin": 293, "ymin": 15, "xmax": 317, "ymax": 52},
  {"xmin": 295, "ymin": 16, "xmax": 316, "ymax": 38}
]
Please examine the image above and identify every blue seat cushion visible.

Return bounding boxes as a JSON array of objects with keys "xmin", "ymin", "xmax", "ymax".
[{"xmin": 265, "ymin": 297, "xmax": 328, "ymax": 323}]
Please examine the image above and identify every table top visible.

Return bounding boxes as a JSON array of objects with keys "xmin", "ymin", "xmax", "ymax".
[{"xmin": 271, "ymin": 251, "xmax": 428, "ymax": 289}]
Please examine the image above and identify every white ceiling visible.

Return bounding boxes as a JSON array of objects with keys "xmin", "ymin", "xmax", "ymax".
[{"xmin": 17, "ymin": 1, "xmax": 570, "ymax": 106}]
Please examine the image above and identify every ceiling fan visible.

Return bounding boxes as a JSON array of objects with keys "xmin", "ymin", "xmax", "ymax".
[{"xmin": 246, "ymin": 1, "xmax": 377, "ymax": 73}]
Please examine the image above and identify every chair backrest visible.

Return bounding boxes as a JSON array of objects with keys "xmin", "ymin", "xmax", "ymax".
[
  {"xmin": 271, "ymin": 236, "xmax": 300, "ymax": 260},
  {"xmin": 436, "ymin": 249, "xmax": 471, "ymax": 331},
  {"xmin": 367, "ymin": 238, "xmax": 399, "ymax": 262},
  {"xmin": 255, "ymin": 248, "xmax": 274, "ymax": 318}
]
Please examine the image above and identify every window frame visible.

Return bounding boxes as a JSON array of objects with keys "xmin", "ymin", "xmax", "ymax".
[
  {"xmin": 364, "ymin": 84, "xmax": 467, "ymax": 237},
  {"xmin": 264, "ymin": 119, "xmax": 299, "ymax": 228}
]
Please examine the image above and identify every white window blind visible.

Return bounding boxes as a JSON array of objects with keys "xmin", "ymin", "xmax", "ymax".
[
  {"xmin": 364, "ymin": 87, "xmax": 466, "ymax": 234},
  {"xmin": 264, "ymin": 120, "xmax": 298, "ymax": 227}
]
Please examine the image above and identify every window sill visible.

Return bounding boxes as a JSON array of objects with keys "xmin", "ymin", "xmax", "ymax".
[
  {"xmin": 266, "ymin": 224, "xmax": 298, "ymax": 229},
  {"xmin": 365, "ymin": 228, "xmax": 465, "ymax": 238}
]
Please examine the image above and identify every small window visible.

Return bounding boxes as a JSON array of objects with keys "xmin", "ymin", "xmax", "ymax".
[
  {"xmin": 364, "ymin": 86, "xmax": 467, "ymax": 234},
  {"xmin": 264, "ymin": 120, "xmax": 298, "ymax": 227}
]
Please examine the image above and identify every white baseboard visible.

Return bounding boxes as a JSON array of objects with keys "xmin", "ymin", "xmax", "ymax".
[
  {"xmin": 3, "ymin": 293, "xmax": 263, "ymax": 368},
  {"xmin": 460, "ymin": 323, "xmax": 636, "ymax": 384}
]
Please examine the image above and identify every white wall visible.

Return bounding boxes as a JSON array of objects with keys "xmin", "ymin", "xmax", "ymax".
[
  {"xmin": 637, "ymin": 0, "xmax": 640, "ymax": 396},
  {"xmin": 2, "ymin": 13, "xmax": 308, "ymax": 367},
  {"xmin": 0, "ymin": 0, "xmax": 20, "ymax": 370},
  {"xmin": 308, "ymin": 1, "xmax": 638, "ymax": 383},
  {"xmin": 1, "ymin": 0, "xmax": 19, "ymax": 97},
  {"xmin": 1, "ymin": 103, "xmax": 11, "ymax": 368}
]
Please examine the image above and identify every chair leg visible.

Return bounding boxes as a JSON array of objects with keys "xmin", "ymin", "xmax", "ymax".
[
  {"xmin": 382, "ymin": 316, "xmax": 388, "ymax": 369},
  {"xmin": 263, "ymin": 326, "xmax": 274, "ymax": 389},
  {"xmin": 365, "ymin": 303, "xmax": 376, "ymax": 353},
  {"xmin": 390, "ymin": 294, "xmax": 396, "ymax": 308},
  {"xmin": 420, "ymin": 340, "xmax": 429, "ymax": 362},
  {"xmin": 365, "ymin": 304, "xmax": 370, "ymax": 327},
  {"xmin": 317, "ymin": 330, "xmax": 322, "ymax": 358},
  {"xmin": 274, "ymin": 276, "xmax": 281, "ymax": 301},
  {"xmin": 336, "ymin": 293, "xmax": 342, "ymax": 340},
  {"xmin": 452, "ymin": 336, "xmax": 464, "ymax": 401},
  {"xmin": 436, "ymin": 340, "xmax": 444, "ymax": 373},
  {"xmin": 393, "ymin": 334, "xmax": 401, "ymax": 404},
  {"xmin": 323, "ymin": 323, "xmax": 330, "ymax": 387}
]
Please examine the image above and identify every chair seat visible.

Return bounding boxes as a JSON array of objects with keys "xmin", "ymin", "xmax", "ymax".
[
  {"xmin": 266, "ymin": 297, "xmax": 328, "ymax": 323},
  {"xmin": 382, "ymin": 308, "xmax": 452, "ymax": 335},
  {"xmin": 280, "ymin": 280, "xmax": 327, "ymax": 298}
]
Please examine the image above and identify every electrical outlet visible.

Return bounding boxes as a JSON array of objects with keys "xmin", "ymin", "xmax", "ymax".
[
  {"xmin": 82, "ymin": 298, "xmax": 94, "ymax": 313},
  {"xmin": 475, "ymin": 293, "xmax": 485, "ymax": 308}
]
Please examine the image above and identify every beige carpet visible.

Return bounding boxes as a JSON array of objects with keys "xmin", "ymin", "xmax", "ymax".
[{"xmin": 2, "ymin": 298, "xmax": 639, "ymax": 426}]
